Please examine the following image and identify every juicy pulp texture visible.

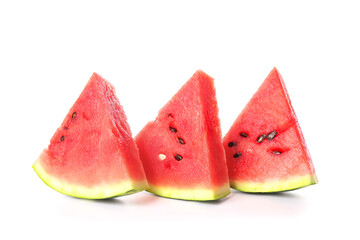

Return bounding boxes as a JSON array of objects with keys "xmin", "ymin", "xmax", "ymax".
[
  {"xmin": 135, "ymin": 70, "xmax": 230, "ymax": 201},
  {"xmin": 33, "ymin": 73, "xmax": 148, "ymax": 199},
  {"xmin": 223, "ymin": 68, "xmax": 317, "ymax": 192}
]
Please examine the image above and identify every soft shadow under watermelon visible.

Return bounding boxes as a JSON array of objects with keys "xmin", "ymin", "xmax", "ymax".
[
  {"xmin": 196, "ymin": 194, "xmax": 234, "ymax": 205},
  {"xmin": 232, "ymin": 189, "xmax": 302, "ymax": 199},
  {"xmin": 146, "ymin": 191, "xmax": 233, "ymax": 203},
  {"xmin": 66, "ymin": 195, "xmax": 159, "ymax": 206},
  {"xmin": 66, "ymin": 195, "xmax": 125, "ymax": 204},
  {"xmin": 91, "ymin": 198, "xmax": 124, "ymax": 204}
]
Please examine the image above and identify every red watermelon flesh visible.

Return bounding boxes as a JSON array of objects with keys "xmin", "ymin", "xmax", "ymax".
[
  {"xmin": 33, "ymin": 73, "xmax": 148, "ymax": 199},
  {"xmin": 223, "ymin": 68, "xmax": 317, "ymax": 192},
  {"xmin": 135, "ymin": 70, "xmax": 230, "ymax": 201}
]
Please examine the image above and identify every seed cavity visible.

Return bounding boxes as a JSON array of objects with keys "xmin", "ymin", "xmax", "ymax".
[
  {"xmin": 169, "ymin": 126, "xmax": 177, "ymax": 133},
  {"xmin": 240, "ymin": 132, "xmax": 249, "ymax": 138},
  {"xmin": 228, "ymin": 141, "xmax": 237, "ymax": 147},
  {"xmin": 174, "ymin": 154, "xmax": 183, "ymax": 161},
  {"xmin": 178, "ymin": 137, "xmax": 185, "ymax": 144},
  {"xmin": 72, "ymin": 112, "xmax": 77, "ymax": 120},
  {"xmin": 60, "ymin": 135, "xmax": 65, "ymax": 141},
  {"xmin": 256, "ymin": 134, "xmax": 267, "ymax": 143},
  {"xmin": 266, "ymin": 131, "xmax": 277, "ymax": 140},
  {"xmin": 233, "ymin": 152, "xmax": 242, "ymax": 158},
  {"xmin": 272, "ymin": 151, "xmax": 282, "ymax": 155},
  {"xmin": 158, "ymin": 154, "xmax": 166, "ymax": 160}
]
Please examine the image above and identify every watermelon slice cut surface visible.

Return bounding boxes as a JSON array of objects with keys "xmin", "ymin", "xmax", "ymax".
[
  {"xmin": 135, "ymin": 70, "xmax": 230, "ymax": 201},
  {"xmin": 33, "ymin": 73, "xmax": 148, "ymax": 199},
  {"xmin": 223, "ymin": 68, "xmax": 318, "ymax": 193}
]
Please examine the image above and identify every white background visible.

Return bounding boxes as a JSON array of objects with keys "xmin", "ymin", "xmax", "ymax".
[{"xmin": 1, "ymin": 1, "xmax": 359, "ymax": 239}]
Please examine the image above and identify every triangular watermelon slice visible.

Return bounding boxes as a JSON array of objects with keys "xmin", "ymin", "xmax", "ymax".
[
  {"xmin": 33, "ymin": 73, "xmax": 148, "ymax": 199},
  {"xmin": 135, "ymin": 70, "xmax": 230, "ymax": 201},
  {"xmin": 223, "ymin": 68, "xmax": 318, "ymax": 192}
]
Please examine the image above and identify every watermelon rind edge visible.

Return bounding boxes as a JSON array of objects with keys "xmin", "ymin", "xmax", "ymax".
[
  {"xmin": 147, "ymin": 183, "xmax": 231, "ymax": 201},
  {"xmin": 33, "ymin": 160, "xmax": 148, "ymax": 199},
  {"xmin": 230, "ymin": 174, "xmax": 318, "ymax": 193}
]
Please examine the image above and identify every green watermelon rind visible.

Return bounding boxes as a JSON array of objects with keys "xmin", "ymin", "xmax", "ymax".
[
  {"xmin": 147, "ymin": 183, "xmax": 231, "ymax": 201},
  {"xmin": 33, "ymin": 160, "xmax": 148, "ymax": 199},
  {"xmin": 230, "ymin": 174, "xmax": 318, "ymax": 193}
]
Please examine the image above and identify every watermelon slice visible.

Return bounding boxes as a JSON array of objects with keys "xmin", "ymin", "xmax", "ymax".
[
  {"xmin": 135, "ymin": 70, "xmax": 230, "ymax": 201},
  {"xmin": 33, "ymin": 73, "xmax": 148, "ymax": 199},
  {"xmin": 223, "ymin": 68, "xmax": 318, "ymax": 192}
]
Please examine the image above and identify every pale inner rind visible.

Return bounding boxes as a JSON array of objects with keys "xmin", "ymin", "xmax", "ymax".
[
  {"xmin": 148, "ymin": 183, "xmax": 231, "ymax": 201},
  {"xmin": 33, "ymin": 160, "xmax": 148, "ymax": 199},
  {"xmin": 230, "ymin": 174, "xmax": 318, "ymax": 193}
]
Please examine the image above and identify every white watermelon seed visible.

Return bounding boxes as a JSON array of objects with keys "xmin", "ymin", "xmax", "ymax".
[{"xmin": 158, "ymin": 154, "xmax": 166, "ymax": 161}]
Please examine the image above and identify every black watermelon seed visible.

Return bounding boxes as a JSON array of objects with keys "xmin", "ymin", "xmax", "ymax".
[
  {"xmin": 72, "ymin": 112, "xmax": 77, "ymax": 120},
  {"xmin": 266, "ymin": 131, "xmax": 277, "ymax": 140},
  {"xmin": 233, "ymin": 152, "xmax": 242, "ymax": 158},
  {"xmin": 60, "ymin": 135, "xmax": 65, "ymax": 141},
  {"xmin": 178, "ymin": 138, "xmax": 185, "ymax": 144},
  {"xmin": 272, "ymin": 151, "xmax": 282, "ymax": 155},
  {"xmin": 64, "ymin": 126, "xmax": 69, "ymax": 130},
  {"xmin": 168, "ymin": 113, "xmax": 173, "ymax": 118},
  {"xmin": 174, "ymin": 154, "xmax": 183, "ymax": 161},
  {"xmin": 169, "ymin": 127, "xmax": 177, "ymax": 133},
  {"xmin": 228, "ymin": 141, "xmax": 237, "ymax": 147},
  {"xmin": 240, "ymin": 132, "xmax": 249, "ymax": 138},
  {"xmin": 257, "ymin": 134, "xmax": 267, "ymax": 143}
]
